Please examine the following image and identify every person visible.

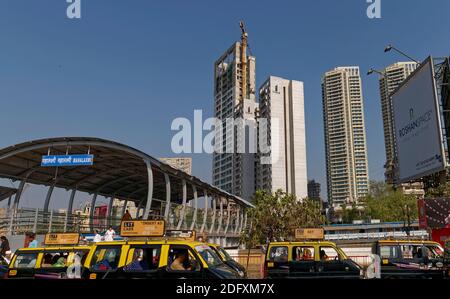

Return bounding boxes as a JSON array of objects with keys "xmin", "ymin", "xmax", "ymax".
[
  {"xmin": 122, "ymin": 210, "xmax": 132, "ymax": 221},
  {"xmin": 320, "ymin": 249, "xmax": 329, "ymax": 261},
  {"xmin": 170, "ymin": 251, "xmax": 191, "ymax": 271},
  {"xmin": 104, "ymin": 227, "xmax": 116, "ymax": 242},
  {"xmin": 302, "ymin": 248, "xmax": 313, "ymax": 260},
  {"xmin": 41, "ymin": 254, "xmax": 53, "ymax": 268},
  {"xmin": 93, "ymin": 230, "xmax": 102, "ymax": 243},
  {"xmin": 28, "ymin": 233, "xmax": 38, "ymax": 248},
  {"xmin": 124, "ymin": 250, "xmax": 144, "ymax": 272},
  {"xmin": 0, "ymin": 236, "xmax": 10, "ymax": 256},
  {"xmin": 53, "ymin": 256, "xmax": 66, "ymax": 267}
]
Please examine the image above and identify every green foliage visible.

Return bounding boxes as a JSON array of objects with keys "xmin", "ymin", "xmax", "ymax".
[
  {"xmin": 425, "ymin": 182, "xmax": 450, "ymax": 198},
  {"xmin": 240, "ymin": 190, "xmax": 324, "ymax": 247}
]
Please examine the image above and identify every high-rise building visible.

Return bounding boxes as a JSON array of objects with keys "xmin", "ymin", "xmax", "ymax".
[
  {"xmin": 256, "ymin": 76, "xmax": 308, "ymax": 199},
  {"xmin": 322, "ymin": 66, "xmax": 369, "ymax": 208},
  {"xmin": 307, "ymin": 180, "xmax": 321, "ymax": 200},
  {"xmin": 212, "ymin": 26, "xmax": 257, "ymax": 201},
  {"xmin": 160, "ymin": 157, "xmax": 192, "ymax": 175},
  {"xmin": 378, "ymin": 62, "xmax": 418, "ymax": 184}
]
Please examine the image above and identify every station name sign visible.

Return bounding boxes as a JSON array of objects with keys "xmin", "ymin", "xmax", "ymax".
[
  {"xmin": 120, "ymin": 220, "xmax": 165, "ymax": 237},
  {"xmin": 41, "ymin": 154, "xmax": 94, "ymax": 167},
  {"xmin": 295, "ymin": 228, "xmax": 324, "ymax": 240},
  {"xmin": 44, "ymin": 233, "xmax": 80, "ymax": 245}
]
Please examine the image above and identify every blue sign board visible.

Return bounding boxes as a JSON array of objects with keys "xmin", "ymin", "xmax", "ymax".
[{"xmin": 41, "ymin": 154, "xmax": 94, "ymax": 167}]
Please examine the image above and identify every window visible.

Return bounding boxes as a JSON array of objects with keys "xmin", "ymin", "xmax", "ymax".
[
  {"xmin": 195, "ymin": 245, "xmax": 222, "ymax": 268},
  {"xmin": 380, "ymin": 245, "xmax": 399, "ymax": 259},
  {"xmin": 293, "ymin": 247, "xmax": 315, "ymax": 261},
  {"xmin": 319, "ymin": 246, "xmax": 340, "ymax": 261},
  {"xmin": 167, "ymin": 246, "xmax": 201, "ymax": 272},
  {"xmin": 124, "ymin": 246, "xmax": 161, "ymax": 272},
  {"xmin": 13, "ymin": 252, "xmax": 37, "ymax": 269},
  {"xmin": 268, "ymin": 246, "xmax": 288, "ymax": 263},
  {"xmin": 41, "ymin": 250, "xmax": 88, "ymax": 268},
  {"xmin": 90, "ymin": 246, "xmax": 121, "ymax": 271}
]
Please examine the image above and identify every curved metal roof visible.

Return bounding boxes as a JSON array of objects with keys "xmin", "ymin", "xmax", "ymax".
[{"xmin": 0, "ymin": 137, "xmax": 253, "ymax": 208}]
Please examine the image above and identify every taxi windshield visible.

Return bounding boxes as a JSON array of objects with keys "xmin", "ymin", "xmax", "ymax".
[
  {"xmin": 195, "ymin": 245, "xmax": 223, "ymax": 268},
  {"xmin": 217, "ymin": 246, "xmax": 233, "ymax": 262}
]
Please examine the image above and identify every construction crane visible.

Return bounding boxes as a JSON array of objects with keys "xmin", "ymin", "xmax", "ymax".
[{"xmin": 239, "ymin": 21, "xmax": 248, "ymax": 101}]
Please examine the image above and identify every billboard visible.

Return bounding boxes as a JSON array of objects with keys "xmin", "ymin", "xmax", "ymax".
[
  {"xmin": 392, "ymin": 57, "xmax": 446, "ymax": 182},
  {"xmin": 120, "ymin": 220, "xmax": 165, "ymax": 237},
  {"xmin": 418, "ymin": 198, "xmax": 450, "ymax": 229}
]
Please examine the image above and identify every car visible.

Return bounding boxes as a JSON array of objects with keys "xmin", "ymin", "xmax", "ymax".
[
  {"xmin": 264, "ymin": 241, "xmax": 362, "ymax": 279},
  {"xmin": 84, "ymin": 240, "xmax": 242, "ymax": 279},
  {"xmin": 372, "ymin": 240, "xmax": 447, "ymax": 279}
]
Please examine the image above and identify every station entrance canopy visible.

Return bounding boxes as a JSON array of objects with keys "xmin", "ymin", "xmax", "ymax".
[{"xmin": 0, "ymin": 137, "xmax": 253, "ymax": 234}]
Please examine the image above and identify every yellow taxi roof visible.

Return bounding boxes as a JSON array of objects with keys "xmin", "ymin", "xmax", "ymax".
[
  {"xmin": 268, "ymin": 241, "xmax": 336, "ymax": 247},
  {"xmin": 378, "ymin": 239, "xmax": 440, "ymax": 245}
]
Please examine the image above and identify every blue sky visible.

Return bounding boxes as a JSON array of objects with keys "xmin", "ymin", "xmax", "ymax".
[{"xmin": 1, "ymin": 0, "xmax": 450, "ymax": 208}]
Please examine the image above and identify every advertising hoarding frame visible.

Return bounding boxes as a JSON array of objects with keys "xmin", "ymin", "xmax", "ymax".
[{"xmin": 392, "ymin": 56, "xmax": 447, "ymax": 183}]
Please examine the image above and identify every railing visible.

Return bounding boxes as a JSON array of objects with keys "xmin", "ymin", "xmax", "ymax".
[
  {"xmin": 0, "ymin": 207, "xmax": 245, "ymax": 237},
  {"xmin": 324, "ymin": 230, "xmax": 429, "ymax": 241}
]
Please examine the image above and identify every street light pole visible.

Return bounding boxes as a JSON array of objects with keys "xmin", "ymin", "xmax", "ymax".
[{"xmin": 384, "ymin": 44, "xmax": 421, "ymax": 65}]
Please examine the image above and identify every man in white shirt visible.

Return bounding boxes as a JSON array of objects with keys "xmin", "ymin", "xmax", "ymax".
[
  {"xmin": 93, "ymin": 230, "xmax": 102, "ymax": 243},
  {"xmin": 104, "ymin": 227, "xmax": 116, "ymax": 242}
]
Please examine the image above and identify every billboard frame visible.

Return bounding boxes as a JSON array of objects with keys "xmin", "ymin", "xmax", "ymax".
[{"xmin": 391, "ymin": 56, "xmax": 448, "ymax": 183}]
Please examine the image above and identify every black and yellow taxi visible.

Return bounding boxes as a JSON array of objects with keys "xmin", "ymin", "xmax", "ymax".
[
  {"xmin": 83, "ymin": 239, "xmax": 241, "ymax": 279},
  {"xmin": 264, "ymin": 240, "xmax": 361, "ymax": 279},
  {"xmin": 7, "ymin": 245, "xmax": 91, "ymax": 279},
  {"xmin": 208, "ymin": 243, "xmax": 247, "ymax": 278},
  {"xmin": 84, "ymin": 222, "xmax": 241, "ymax": 279},
  {"xmin": 373, "ymin": 239, "xmax": 448, "ymax": 279}
]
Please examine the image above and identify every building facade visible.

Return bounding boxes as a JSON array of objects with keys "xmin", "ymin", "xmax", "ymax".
[
  {"xmin": 256, "ymin": 76, "xmax": 308, "ymax": 199},
  {"xmin": 322, "ymin": 67, "xmax": 369, "ymax": 208},
  {"xmin": 307, "ymin": 180, "xmax": 321, "ymax": 200},
  {"xmin": 212, "ymin": 39, "xmax": 257, "ymax": 201},
  {"xmin": 160, "ymin": 157, "xmax": 192, "ymax": 175}
]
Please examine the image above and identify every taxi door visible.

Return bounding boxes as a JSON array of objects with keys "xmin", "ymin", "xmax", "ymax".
[
  {"xmin": 288, "ymin": 245, "xmax": 317, "ymax": 278},
  {"xmin": 265, "ymin": 245, "xmax": 290, "ymax": 278},
  {"xmin": 316, "ymin": 245, "xmax": 354, "ymax": 278},
  {"xmin": 85, "ymin": 244, "xmax": 124, "ymax": 279},
  {"xmin": 8, "ymin": 250, "xmax": 41, "ymax": 279},
  {"xmin": 160, "ymin": 244, "xmax": 204, "ymax": 279}
]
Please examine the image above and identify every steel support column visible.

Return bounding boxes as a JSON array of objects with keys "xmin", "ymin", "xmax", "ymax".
[
  {"xmin": 43, "ymin": 183, "xmax": 56, "ymax": 213},
  {"xmin": 64, "ymin": 189, "xmax": 77, "ymax": 232},
  {"xmin": 89, "ymin": 193, "xmax": 98, "ymax": 232},
  {"xmin": 216, "ymin": 197, "xmax": 223, "ymax": 234},
  {"xmin": 142, "ymin": 160, "xmax": 154, "ymax": 220},
  {"xmin": 7, "ymin": 195, "xmax": 12, "ymax": 210},
  {"xmin": 224, "ymin": 199, "xmax": 231, "ymax": 234},
  {"xmin": 189, "ymin": 186, "xmax": 198, "ymax": 230},
  {"xmin": 163, "ymin": 173, "xmax": 171, "ymax": 221},
  {"xmin": 107, "ymin": 197, "xmax": 114, "ymax": 226},
  {"xmin": 234, "ymin": 206, "xmax": 241, "ymax": 234},
  {"xmin": 209, "ymin": 195, "xmax": 217, "ymax": 234},
  {"xmin": 177, "ymin": 180, "xmax": 187, "ymax": 229},
  {"xmin": 13, "ymin": 180, "xmax": 27, "ymax": 211},
  {"xmin": 121, "ymin": 200, "xmax": 128, "ymax": 217},
  {"xmin": 200, "ymin": 190, "xmax": 208, "ymax": 233}
]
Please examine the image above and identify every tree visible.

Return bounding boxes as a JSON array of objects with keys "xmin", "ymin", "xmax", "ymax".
[
  {"xmin": 425, "ymin": 182, "xmax": 450, "ymax": 198},
  {"xmin": 240, "ymin": 190, "xmax": 324, "ymax": 247}
]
